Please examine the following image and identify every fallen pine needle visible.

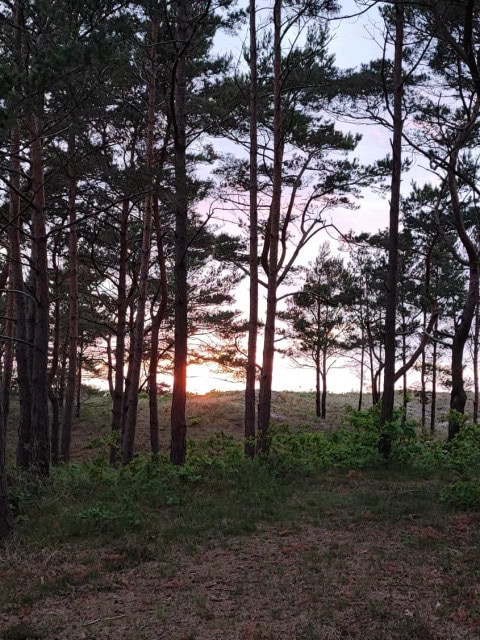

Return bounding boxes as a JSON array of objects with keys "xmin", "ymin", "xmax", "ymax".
[{"xmin": 83, "ymin": 614, "xmax": 126, "ymax": 627}]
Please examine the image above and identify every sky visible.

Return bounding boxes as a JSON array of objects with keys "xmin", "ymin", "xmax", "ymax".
[{"xmin": 185, "ymin": 1, "xmax": 396, "ymax": 395}]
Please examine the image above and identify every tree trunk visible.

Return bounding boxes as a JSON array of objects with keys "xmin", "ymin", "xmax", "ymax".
[
  {"xmin": 58, "ymin": 335, "xmax": 68, "ymax": 409},
  {"xmin": 430, "ymin": 320, "xmax": 438, "ymax": 433},
  {"xmin": 380, "ymin": 1, "xmax": 404, "ymax": 456},
  {"xmin": 49, "ymin": 243, "xmax": 61, "ymax": 465},
  {"xmin": 244, "ymin": 0, "xmax": 259, "ymax": 458},
  {"xmin": 358, "ymin": 322, "xmax": 364, "ymax": 411},
  {"xmin": 257, "ymin": 0, "xmax": 283, "ymax": 456},
  {"xmin": 170, "ymin": 1, "xmax": 189, "ymax": 466},
  {"xmin": 402, "ymin": 327, "xmax": 408, "ymax": 419},
  {"xmin": 421, "ymin": 310, "xmax": 427, "ymax": 429},
  {"xmin": 321, "ymin": 348, "xmax": 327, "ymax": 419},
  {"xmin": 122, "ymin": 306, "xmax": 135, "ymax": 442},
  {"xmin": 365, "ymin": 320, "xmax": 379, "ymax": 405},
  {"xmin": 447, "ymin": 157, "xmax": 480, "ymax": 439},
  {"xmin": 9, "ymin": 1, "xmax": 33, "ymax": 470},
  {"xmin": 9, "ymin": 120, "xmax": 32, "ymax": 469},
  {"xmin": 2, "ymin": 285, "xmax": 14, "ymax": 431},
  {"xmin": 110, "ymin": 199, "xmax": 129, "ymax": 466},
  {"xmin": 61, "ymin": 129, "xmax": 78, "ymax": 463},
  {"xmin": 473, "ymin": 300, "xmax": 479, "ymax": 424},
  {"xmin": 75, "ymin": 337, "xmax": 83, "ymax": 418},
  {"xmin": 0, "ymin": 380, "xmax": 10, "ymax": 539},
  {"xmin": 28, "ymin": 113, "xmax": 50, "ymax": 476},
  {"xmin": 149, "ymin": 195, "xmax": 168, "ymax": 459},
  {"xmin": 315, "ymin": 350, "xmax": 321, "ymax": 417},
  {"xmin": 122, "ymin": 17, "xmax": 158, "ymax": 465},
  {"xmin": 106, "ymin": 335, "xmax": 114, "ymax": 400}
]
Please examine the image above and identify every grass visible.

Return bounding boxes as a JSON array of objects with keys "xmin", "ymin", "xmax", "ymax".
[
  {"xmin": 2, "ymin": 391, "xmax": 480, "ymax": 639},
  {"xmin": 6, "ymin": 387, "xmax": 458, "ymax": 464}
]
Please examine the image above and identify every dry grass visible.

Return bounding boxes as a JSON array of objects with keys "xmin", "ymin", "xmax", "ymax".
[
  {"xmin": 2, "ymin": 390, "xmax": 480, "ymax": 640},
  {"xmin": 11, "ymin": 388, "xmax": 454, "ymax": 462},
  {"xmin": 6, "ymin": 388, "xmax": 459, "ymax": 463},
  {"xmin": 2, "ymin": 512, "xmax": 480, "ymax": 639}
]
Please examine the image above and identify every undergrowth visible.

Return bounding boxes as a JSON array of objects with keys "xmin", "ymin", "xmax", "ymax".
[{"xmin": 7, "ymin": 409, "xmax": 480, "ymax": 550}]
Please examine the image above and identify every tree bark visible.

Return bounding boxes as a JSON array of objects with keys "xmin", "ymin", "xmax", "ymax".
[
  {"xmin": 257, "ymin": 0, "xmax": 283, "ymax": 456},
  {"xmin": 170, "ymin": 0, "xmax": 189, "ymax": 466},
  {"xmin": 315, "ymin": 349, "xmax": 321, "ymax": 418},
  {"xmin": 61, "ymin": 129, "xmax": 78, "ymax": 462},
  {"xmin": 110, "ymin": 199, "xmax": 129, "ymax": 466},
  {"xmin": 148, "ymin": 195, "xmax": 168, "ymax": 459},
  {"xmin": 9, "ymin": 5, "xmax": 33, "ymax": 469},
  {"xmin": 2, "ymin": 284, "xmax": 14, "ymax": 432},
  {"xmin": 75, "ymin": 338, "xmax": 82, "ymax": 418},
  {"xmin": 321, "ymin": 347, "xmax": 327, "ymax": 419},
  {"xmin": 430, "ymin": 319, "xmax": 438, "ymax": 433},
  {"xmin": 420, "ymin": 310, "xmax": 427, "ymax": 429},
  {"xmin": 358, "ymin": 327, "xmax": 364, "ymax": 411},
  {"xmin": 106, "ymin": 335, "xmax": 114, "ymax": 400},
  {"xmin": 122, "ymin": 17, "xmax": 158, "ymax": 465},
  {"xmin": 49, "ymin": 241, "xmax": 61, "ymax": 465},
  {"xmin": 244, "ymin": 0, "xmax": 259, "ymax": 458},
  {"xmin": 0, "ymin": 378, "xmax": 10, "ymax": 539},
  {"xmin": 122, "ymin": 306, "xmax": 135, "ymax": 442},
  {"xmin": 28, "ymin": 113, "xmax": 50, "ymax": 476},
  {"xmin": 380, "ymin": 0, "xmax": 404, "ymax": 457},
  {"xmin": 473, "ymin": 300, "xmax": 479, "ymax": 424},
  {"xmin": 447, "ymin": 157, "xmax": 479, "ymax": 439}
]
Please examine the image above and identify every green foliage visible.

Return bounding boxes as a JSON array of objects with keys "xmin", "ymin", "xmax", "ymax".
[
  {"xmin": 346, "ymin": 404, "xmax": 416, "ymax": 444},
  {"xmin": 440, "ymin": 481, "xmax": 480, "ymax": 510},
  {"xmin": 10, "ymin": 412, "xmax": 480, "ymax": 550},
  {"xmin": 443, "ymin": 420, "xmax": 480, "ymax": 474},
  {"xmin": 269, "ymin": 426, "xmax": 381, "ymax": 472},
  {"xmin": 344, "ymin": 406, "xmax": 480, "ymax": 475}
]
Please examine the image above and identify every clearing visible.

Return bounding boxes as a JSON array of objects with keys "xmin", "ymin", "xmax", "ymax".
[{"xmin": 2, "ymin": 390, "xmax": 479, "ymax": 640}]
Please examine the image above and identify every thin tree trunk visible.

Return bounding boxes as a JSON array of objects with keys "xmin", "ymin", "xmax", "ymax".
[
  {"xmin": 106, "ymin": 335, "xmax": 114, "ymax": 400},
  {"xmin": 58, "ymin": 335, "xmax": 68, "ymax": 409},
  {"xmin": 473, "ymin": 300, "xmax": 479, "ymax": 424},
  {"xmin": 122, "ymin": 17, "xmax": 158, "ymax": 465},
  {"xmin": 402, "ymin": 327, "xmax": 408, "ymax": 418},
  {"xmin": 315, "ymin": 350, "xmax": 321, "ymax": 418},
  {"xmin": 49, "ymin": 243, "xmax": 61, "ymax": 465},
  {"xmin": 9, "ymin": 35, "xmax": 33, "ymax": 469},
  {"xmin": 321, "ymin": 349, "xmax": 327, "ymax": 419},
  {"xmin": 0, "ymin": 376, "xmax": 10, "ymax": 539},
  {"xmin": 170, "ymin": 1, "xmax": 189, "ymax": 466},
  {"xmin": 9, "ymin": 2, "xmax": 32, "ymax": 469},
  {"xmin": 110, "ymin": 199, "xmax": 129, "ymax": 466},
  {"xmin": 380, "ymin": 1, "xmax": 404, "ymax": 457},
  {"xmin": 430, "ymin": 320, "xmax": 438, "ymax": 433},
  {"xmin": 61, "ymin": 129, "xmax": 78, "ymax": 463},
  {"xmin": 421, "ymin": 310, "xmax": 427, "ymax": 429},
  {"xmin": 257, "ymin": 0, "xmax": 283, "ymax": 456},
  {"xmin": 122, "ymin": 306, "xmax": 135, "ymax": 442},
  {"xmin": 358, "ymin": 328, "xmax": 364, "ymax": 411},
  {"xmin": 149, "ymin": 195, "xmax": 168, "ymax": 459},
  {"xmin": 28, "ymin": 113, "xmax": 50, "ymax": 476},
  {"xmin": 2, "ymin": 285, "xmax": 14, "ymax": 431},
  {"xmin": 244, "ymin": 0, "xmax": 258, "ymax": 458},
  {"xmin": 448, "ymin": 156, "xmax": 480, "ymax": 439},
  {"xmin": 75, "ymin": 338, "xmax": 82, "ymax": 418},
  {"xmin": 365, "ymin": 319, "xmax": 378, "ymax": 405}
]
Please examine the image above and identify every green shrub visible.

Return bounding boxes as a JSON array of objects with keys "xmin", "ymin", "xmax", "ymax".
[
  {"xmin": 444, "ymin": 421, "xmax": 480, "ymax": 474},
  {"xmin": 440, "ymin": 481, "xmax": 480, "ymax": 509}
]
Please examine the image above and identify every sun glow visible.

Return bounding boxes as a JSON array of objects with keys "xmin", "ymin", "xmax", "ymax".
[
  {"xmin": 184, "ymin": 358, "xmax": 361, "ymax": 396},
  {"xmin": 186, "ymin": 363, "xmax": 244, "ymax": 395}
]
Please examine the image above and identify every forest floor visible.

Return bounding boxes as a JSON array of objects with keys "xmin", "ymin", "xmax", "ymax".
[
  {"xmin": 2, "ymin": 390, "xmax": 480, "ymax": 640},
  {"xmin": 50, "ymin": 388, "xmax": 457, "ymax": 461}
]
